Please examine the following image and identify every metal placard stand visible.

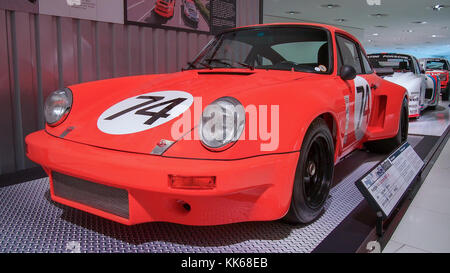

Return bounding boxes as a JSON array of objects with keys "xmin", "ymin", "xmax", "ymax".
[{"xmin": 355, "ymin": 142, "xmax": 424, "ymax": 238}]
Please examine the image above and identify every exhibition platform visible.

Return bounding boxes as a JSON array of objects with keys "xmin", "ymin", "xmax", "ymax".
[{"xmin": 1, "ymin": 102, "xmax": 448, "ymax": 253}]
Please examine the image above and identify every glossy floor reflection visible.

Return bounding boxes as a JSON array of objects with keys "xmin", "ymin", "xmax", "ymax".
[
  {"xmin": 383, "ymin": 137, "xmax": 450, "ymax": 253},
  {"xmin": 408, "ymin": 102, "xmax": 450, "ymax": 136}
]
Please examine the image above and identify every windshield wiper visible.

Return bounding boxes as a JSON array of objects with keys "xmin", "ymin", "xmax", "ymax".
[
  {"xmin": 185, "ymin": 61, "xmax": 212, "ymax": 70},
  {"xmin": 206, "ymin": 58, "xmax": 232, "ymax": 67},
  {"xmin": 186, "ymin": 62, "xmax": 197, "ymax": 70},
  {"xmin": 236, "ymin": 62, "xmax": 255, "ymax": 70},
  {"xmin": 199, "ymin": 62, "xmax": 213, "ymax": 69}
]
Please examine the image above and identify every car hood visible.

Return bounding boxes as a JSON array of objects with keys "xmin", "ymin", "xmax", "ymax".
[
  {"xmin": 383, "ymin": 72, "xmax": 421, "ymax": 94},
  {"xmin": 47, "ymin": 69, "xmax": 312, "ymax": 155}
]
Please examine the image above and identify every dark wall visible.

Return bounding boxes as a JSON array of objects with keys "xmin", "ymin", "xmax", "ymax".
[{"xmin": 0, "ymin": 0, "xmax": 260, "ymax": 176}]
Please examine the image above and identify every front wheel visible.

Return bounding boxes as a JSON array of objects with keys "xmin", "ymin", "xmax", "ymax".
[{"xmin": 283, "ymin": 118, "xmax": 335, "ymax": 224}]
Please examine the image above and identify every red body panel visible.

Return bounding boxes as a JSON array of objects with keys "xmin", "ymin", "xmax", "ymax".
[
  {"xmin": 25, "ymin": 23, "xmax": 406, "ymax": 226},
  {"xmin": 26, "ymin": 131, "xmax": 299, "ymax": 225},
  {"xmin": 426, "ymin": 70, "xmax": 449, "ymax": 90}
]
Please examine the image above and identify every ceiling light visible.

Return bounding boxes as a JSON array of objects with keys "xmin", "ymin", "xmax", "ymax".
[
  {"xmin": 375, "ymin": 25, "xmax": 388, "ymax": 28},
  {"xmin": 372, "ymin": 33, "xmax": 379, "ymax": 36},
  {"xmin": 405, "ymin": 29, "xmax": 414, "ymax": 33},
  {"xmin": 286, "ymin": 11, "xmax": 300, "ymax": 15},
  {"xmin": 432, "ymin": 4, "xmax": 446, "ymax": 11},
  {"xmin": 320, "ymin": 4, "xmax": 340, "ymax": 8},
  {"xmin": 412, "ymin": 21, "xmax": 427, "ymax": 24},
  {"xmin": 370, "ymin": 13, "xmax": 388, "ymax": 18},
  {"xmin": 432, "ymin": 34, "xmax": 438, "ymax": 38}
]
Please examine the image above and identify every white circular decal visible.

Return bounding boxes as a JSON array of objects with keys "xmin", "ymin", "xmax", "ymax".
[
  {"xmin": 353, "ymin": 76, "xmax": 372, "ymax": 141},
  {"xmin": 98, "ymin": 91, "xmax": 193, "ymax": 135}
]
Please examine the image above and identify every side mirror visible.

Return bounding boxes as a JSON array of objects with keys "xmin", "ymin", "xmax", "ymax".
[{"xmin": 340, "ymin": 65, "xmax": 357, "ymax": 81}]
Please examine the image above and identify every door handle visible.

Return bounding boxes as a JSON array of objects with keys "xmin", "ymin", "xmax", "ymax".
[{"xmin": 371, "ymin": 84, "xmax": 378, "ymax": 90}]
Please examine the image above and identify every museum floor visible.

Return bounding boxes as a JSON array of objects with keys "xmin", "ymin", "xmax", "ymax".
[{"xmin": 384, "ymin": 101, "xmax": 450, "ymax": 253}]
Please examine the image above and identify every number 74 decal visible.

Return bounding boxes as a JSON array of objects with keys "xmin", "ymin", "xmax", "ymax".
[
  {"xmin": 98, "ymin": 91, "xmax": 194, "ymax": 135},
  {"xmin": 343, "ymin": 76, "xmax": 372, "ymax": 144}
]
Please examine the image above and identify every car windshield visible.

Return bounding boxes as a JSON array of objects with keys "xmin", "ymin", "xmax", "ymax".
[
  {"xmin": 187, "ymin": 26, "xmax": 332, "ymax": 73},
  {"xmin": 368, "ymin": 55, "xmax": 414, "ymax": 73},
  {"xmin": 426, "ymin": 60, "xmax": 448, "ymax": 70}
]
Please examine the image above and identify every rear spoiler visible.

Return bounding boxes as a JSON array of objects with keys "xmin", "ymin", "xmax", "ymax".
[{"xmin": 374, "ymin": 67, "xmax": 394, "ymax": 77}]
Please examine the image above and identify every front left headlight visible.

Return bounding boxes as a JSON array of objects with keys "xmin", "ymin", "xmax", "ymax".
[
  {"xmin": 44, "ymin": 88, "xmax": 73, "ymax": 126},
  {"xmin": 199, "ymin": 97, "xmax": 245, "ymax": 149}
]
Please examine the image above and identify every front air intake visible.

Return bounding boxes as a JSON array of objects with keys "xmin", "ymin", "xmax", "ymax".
[{"xmin": 52, "ymin": 172, "xmax": 129, "ymax": 219}]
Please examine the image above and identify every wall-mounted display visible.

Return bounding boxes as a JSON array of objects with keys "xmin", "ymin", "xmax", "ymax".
[
  {"xmin": 125, "ymin": 0, "xmax": 236, "ymax": 34},
  {"xmin": 0, "ymin": 0, "xmax": 39, "ymax": 13},
  {"xmin": 39, "ymin": 0, "xmax": 124, "ymax": 24}
]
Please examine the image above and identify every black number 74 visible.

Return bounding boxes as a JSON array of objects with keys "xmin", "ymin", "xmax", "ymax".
[{"xmin": 105, "ymin": 95, "xmax": 187, "ymax": 126}]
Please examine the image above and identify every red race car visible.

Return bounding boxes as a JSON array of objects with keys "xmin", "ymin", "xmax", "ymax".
[
  {"xmin": 26, "ymin": 23, "xmax": 408, "ymax": 226},
  {"xmin": 421, "ymin": 58, "xmax": 449, "ymax": 101},
  {"xmin": 154, "ymin": 0, "xmax": 175, "ymax": 18}
]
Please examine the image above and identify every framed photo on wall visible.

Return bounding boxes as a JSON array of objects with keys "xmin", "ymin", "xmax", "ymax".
[{"xmin": 125, "ymin": 0, "xmax": 236, "ymax": 34}]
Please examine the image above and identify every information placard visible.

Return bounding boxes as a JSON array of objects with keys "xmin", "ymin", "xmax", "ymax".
[{"xmin": 356, "ymin": 142, "xmax": 424, "ymax": 217}]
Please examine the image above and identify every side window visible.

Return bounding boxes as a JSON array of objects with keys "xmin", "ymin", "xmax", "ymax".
[
  {"xmin": 361, "ymin": 52, "xmax": 373, "ymax": 74},
  {"xmin": 261, "ymin": 56, "xmax": 273, "ymax": 65},
  {"xmin": 336, "ymin": 35, "xmax": 363, "ymax": 74}
]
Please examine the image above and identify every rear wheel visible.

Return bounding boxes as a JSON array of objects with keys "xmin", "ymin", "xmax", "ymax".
[
  {"xmin": 366, "ymin": 98, "xmax": 408, "ymax": 154},
  {"xmin": 283, "ymin": 118, "xmax": 334, "ymax": 224}
]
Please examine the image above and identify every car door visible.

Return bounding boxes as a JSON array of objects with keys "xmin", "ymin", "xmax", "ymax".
[
  {"xmin": 335, "ymin": 34, "xmax": 376, "ymax": 151},
  {"xmin": 413, "ymin": 56, "xmax": 428, "ymax": 108}
]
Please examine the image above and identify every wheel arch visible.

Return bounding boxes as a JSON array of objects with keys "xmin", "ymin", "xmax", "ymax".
[{"xmin": 294, "ymin": 111, "xmax": 341, "ymax": 161}]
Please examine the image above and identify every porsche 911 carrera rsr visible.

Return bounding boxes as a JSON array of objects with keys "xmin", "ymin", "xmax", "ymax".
[
  {"xmin": 368, "ymin": 53, "xmax": 439, "ymax": 118},
  {"xmin": 182, "ymin": 0, "xmax": 199, "ymax": 25},
  {"xmin": 154, "ymin": 0, "xmax": 175, "ymax": 19},
  {"xmin": 26, "ymin": 23, "xmax": 408, "ymax": 226},
  {"xmin": 420, "ymin": 58, "xmax": 449, "ymax": 101}
]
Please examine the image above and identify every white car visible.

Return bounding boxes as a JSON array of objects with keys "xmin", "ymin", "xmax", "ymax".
[{"xmin": 368, "ymin": 53, "xmax": 439, "ymax": 118}]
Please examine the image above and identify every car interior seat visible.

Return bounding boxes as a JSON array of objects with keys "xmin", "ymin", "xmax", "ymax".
[
  {"xmin": 317, "ymin": 43, "xmax": 329, "ymax": 69},
  {"xmin": 399, "ymin": 61, "xmax": 408, "ymax": 70}
]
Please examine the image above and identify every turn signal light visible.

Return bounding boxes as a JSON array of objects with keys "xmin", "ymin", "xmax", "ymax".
[{"xmin": 169, "ymin": 175, "xmax": 216, "ymax": 190}]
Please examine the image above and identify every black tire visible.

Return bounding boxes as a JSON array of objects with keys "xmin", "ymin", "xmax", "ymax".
[
  {"xmin": 283, "ymin": 118, "xmax": 334, "ymax": 224},
  {"xmin": 365, "ymin": 98, "xmax": 408, "ymax": 154}
]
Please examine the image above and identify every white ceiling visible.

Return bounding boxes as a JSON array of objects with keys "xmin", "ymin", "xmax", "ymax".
[{"xmin": 263, "ymin": 0, "xmax": 450, "ymax": 59}]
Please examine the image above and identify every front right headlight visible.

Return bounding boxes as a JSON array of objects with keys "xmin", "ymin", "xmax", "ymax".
[
  {"xmin": 199, "ymin": 97, "xmax": 245, "ymax": 149},
  {"xmin": 44, "ymin": 88, "xmax": 73, "ymax": 126}
]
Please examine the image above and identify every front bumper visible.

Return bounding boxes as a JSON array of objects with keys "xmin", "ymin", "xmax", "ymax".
[
  {"xmin": 408, "ymin": 98, "xmax": 420, "ymax": 118},
  {"xmin": 25, "ymin": 131, "xmax": 299, "ymax": 226}
]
